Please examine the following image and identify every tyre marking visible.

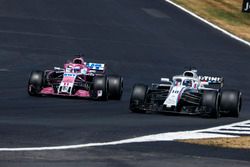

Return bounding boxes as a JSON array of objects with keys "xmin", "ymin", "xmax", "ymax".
[{"xmin": 0, "ymin": 68, "xmax": 9, "ymax": 72}]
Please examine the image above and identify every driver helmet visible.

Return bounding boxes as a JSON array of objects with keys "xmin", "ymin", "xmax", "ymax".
[{"xmin": 183, "ymin": 79, "xmax": 192, "ymax": 87}]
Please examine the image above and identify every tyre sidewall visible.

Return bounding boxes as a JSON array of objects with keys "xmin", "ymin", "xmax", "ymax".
[
  {"xmin": 107, "ymin": 75, "xmax": 123, "ymax": 100},
  {"xmin": 28, "ymin": 70, "xmax": 44, "ymax": 96}
]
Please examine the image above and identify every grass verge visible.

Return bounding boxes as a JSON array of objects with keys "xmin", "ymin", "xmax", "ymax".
[
  {"xmin": 172, "ymin": 0, "xmax": 250, "ymax": 42},
  {"xmin": 178, "ymin": 136, "xmax": 250, "ymax": 149}
]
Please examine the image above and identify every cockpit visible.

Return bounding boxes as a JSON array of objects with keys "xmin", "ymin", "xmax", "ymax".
[
  {"xmin": 64, "ymin": 57, "xmax": 87, "ymax": 74},
  {"xmin": 173, "ymin": 78, "xmax": 193, "ymax": 87},
  {"xmin": 183, "ymin": 79, "xmax": 192, "ymax": 87},
  {"xmin": 65, "ymin": 65, "xmax": 82, "ymax": 73}
]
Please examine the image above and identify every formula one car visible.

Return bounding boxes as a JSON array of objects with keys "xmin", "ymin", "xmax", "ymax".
[
  {"xmin": 28, "ymin": 57, "xmax": 123, "ymax": 100},
  {"xmin": 130, "ymin": 69, "xmax": 242, "ymax": 118}
]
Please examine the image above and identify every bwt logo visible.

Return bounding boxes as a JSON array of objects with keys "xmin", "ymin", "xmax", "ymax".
[{"xmin": 242, "ymin": 0, "xmax": 250, "ymax": 13}]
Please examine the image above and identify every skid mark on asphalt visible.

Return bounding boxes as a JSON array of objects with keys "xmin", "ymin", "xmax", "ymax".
[
  {"xmin": 0, "ymin": 120, "xmax": 249, "ymax": 152},
  {"xmin": 0, "ymin": 68, "xmax": 9, "ymax": 72},
  {"xmin": 142, "ymin": 8, "xmax": 171, "ymax": 18}
]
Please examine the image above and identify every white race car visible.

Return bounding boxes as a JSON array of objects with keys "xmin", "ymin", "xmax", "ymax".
[{"xmin": 130, "ymin": 69, "xmax": 242, "ymax": 118}]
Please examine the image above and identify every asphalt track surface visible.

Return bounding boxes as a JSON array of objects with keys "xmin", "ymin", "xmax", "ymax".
[{"xmin": 0, "ymin": 0, "xmax": 250, "ymax": 166}]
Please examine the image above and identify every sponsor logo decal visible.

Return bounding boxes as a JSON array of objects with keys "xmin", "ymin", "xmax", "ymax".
[
  {"xmin": 87, "ymin": 63, "xmax": 104, "ymax": 70},
  {"xmin": 64, "ymin": 73, "xmax": 76, "ymax": 77},
  {"xmin": 199, "ymin": 76, "xmax": 222, "ymax": 83}
]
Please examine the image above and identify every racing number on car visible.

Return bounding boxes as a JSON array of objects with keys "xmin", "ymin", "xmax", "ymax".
[{"xmin": 172, "ymin": 90, "xmax": 179, "ymax": 94}]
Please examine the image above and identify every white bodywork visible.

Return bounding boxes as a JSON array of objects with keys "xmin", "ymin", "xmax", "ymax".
[
  {"xmin": 161, "ymin": 70, "xmax": 223, "ymax": 108},
  {"xmin": 164, "ymin": 86, "xmax": 186, "ymax": 107}
]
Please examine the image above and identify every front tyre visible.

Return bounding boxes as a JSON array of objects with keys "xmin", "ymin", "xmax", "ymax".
[
  {"xmin": 28, "ymin": 70, "xmax": 44, "ymax": 96},
  {"xmin": 129, "ymin": 84, "xmax": 148, "ymax": 113},
  {"xmin": 202, "ymin": 91, "xmax": 220, "ymax": 118},
  {"xmin": 220, "ymin": 90, "xmax": 242, "ymax": 117}
]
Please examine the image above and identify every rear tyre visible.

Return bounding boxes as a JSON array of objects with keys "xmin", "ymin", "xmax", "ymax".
[
  {"xmin": 129, "ymin": 84, "xmax": 148, "ymax": 113},
  {"xmin": 202, "ymin": 91, "xmax": 220, "ymax": 118},
  {"xmin": 93, "ymin": 76, "xmax": 108, "ymax": 100},
  {"xmin": 28, "ymin": 70, "xmax": 44, "ymax": 96},
  {"xmin": 220, "ymin": 90, "xmax": 242, "ymax": 117},
  {"xmin": 107, "ymin": 75, "xmax": 123, "ymax": 100}
]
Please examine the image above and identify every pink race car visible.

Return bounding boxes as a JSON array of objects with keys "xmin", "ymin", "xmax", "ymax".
[{"xmin": 28, "ymin": 57, "xmax": 123, "ymax": 100}]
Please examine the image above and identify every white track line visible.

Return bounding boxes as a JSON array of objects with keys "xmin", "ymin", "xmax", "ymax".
[
  {"xmin": 0, "ymin": 131, "xmax": 237, "ymax": 151},
  {"xmin": 165, "ymin": 0, "xmax": 250, "ymax": 47},
  {"xmin": 196, "ymin": 120, "xmax": 250, "ymax": 132},
  {"xmin": 2, "ymin": 120, "xmax": 250, "ymax": 152},
  {"xmin": 203, "ymin": 129, "xmax": 250, "ymax": 135},
  {"xmin": 219, "ymin": 127, "xmax": 250, "ymax": 131}
]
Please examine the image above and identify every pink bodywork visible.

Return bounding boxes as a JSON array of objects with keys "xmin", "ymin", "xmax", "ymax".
[
  {"xmin": 74, "ymin": 90, "xmax": 90, "ymax": 97},
  {"xmin": 38, "ymin": 57, "xmax": 94, "ymax": 98},
  {"xmin": 40, "ymin": 87, "xmax": 54, "ymax": 94},
  {"xmin": 40, "ymin": 87, "xmax": 90, "ymax": 97},
  {"xmin": 62, "ymin": 75, "xmax": 75, "ymax": 83},
  {"xmin": 64, "ymin": 60, "xmax": 90, "ymax": 73}
]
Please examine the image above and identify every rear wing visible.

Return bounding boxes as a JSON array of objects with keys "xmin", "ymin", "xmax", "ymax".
[
  {"xmin": 199, "ymin": 76, "xmax": 224, "ymax": 89},
  {"xmin": 86, "ymin": 62, "xmax": 106, "ymax": 73}
]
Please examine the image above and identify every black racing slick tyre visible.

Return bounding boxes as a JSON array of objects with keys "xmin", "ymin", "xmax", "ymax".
[
  {"xmin": 93, "ymin": 76, "xmax": 108, "ymax": 100},
  {"xmin": 129, "ymin": 84, "xmax": 148, "ymax": 113},
  {"xmin": 107, "ymin": 75, "xmax": 123, "ymax": 100},
  {"xmin": 28, "ymin": 70, "xmax": 44, "ymax": 96},
  {"xmin": 202, "ymin": 91, "xmax": 220, "ymax": 118},
  {"xmin": 220, "ymin": 90, "xmax": 242, "ymax": 117}
]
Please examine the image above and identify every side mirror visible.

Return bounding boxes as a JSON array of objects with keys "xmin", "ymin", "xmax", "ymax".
[
  {"xmin": 161, "ymin": 78, "xmax": 170, "ymax": 82},
  {"xmin": 54, "ymin": 67, "xmax": 63, "ymax": 70}
]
